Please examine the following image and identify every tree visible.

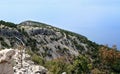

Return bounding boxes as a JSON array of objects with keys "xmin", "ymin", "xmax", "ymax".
[
  {"xmin": 99, "ymin": 46, "xmax": 120, "ymax": 73},
  {"xmin": 70, "ymin": 55, "xmax": 89, "ymax": 74}
]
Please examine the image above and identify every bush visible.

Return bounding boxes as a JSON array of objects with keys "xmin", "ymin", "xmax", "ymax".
[
  {"xmin": 45, "ymin": 58, "xmax": 70, "ymax": 74},
  {"xmin": 0, "ymin": 20, "xmax": 17, "ymax": 28},
  {"xmin": 31, "ymin": 53, "xmax": 44, "ymax": 65},
  {"xmin": 70, "ymin": 55, "xmax": 90, "ymax": 74},
  {"xmin": 91, "ymin": 68, "xmax": 101, "ymax": 74},
  {"xmin": 1, "ymin": 41, "xmax": 10, "ymax": 48},
  {"xmin": 0, "ymin": 37, "xmax": 4, "ymax": 41},
  {"xmin": 111, "ymin": 59, "xmax": 120, "ymax": 73}
]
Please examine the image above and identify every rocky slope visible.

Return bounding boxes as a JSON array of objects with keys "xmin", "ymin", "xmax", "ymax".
[
  {"xmin": 13, "ymin": 49, "xmax": 48, "ymax": 74},
  {"xmin": 0, "ymin": 20, "xmax": 120, "ymax": 74},
  {"xmin": 0, "ymin": 48, "xmax": 48, "ymax": 74},
  {"xmin": 0, "ymin": 20, "xmax": 99, "ymax": 61}
]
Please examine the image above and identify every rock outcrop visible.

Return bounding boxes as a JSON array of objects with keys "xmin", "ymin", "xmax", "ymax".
[
  {"xmin": 0, "ymin": 49, "xmax": 15, "ymax": 74},
  {"xmin": 0, "ymin": 49, "xmax": 48, "ymax": 74},
  {"xmin": 13, "ymin": 49, "xmax": 48, "ymax": 74}
]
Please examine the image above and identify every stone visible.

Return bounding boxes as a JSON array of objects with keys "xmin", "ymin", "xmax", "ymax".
[
  {"xmin": 13, "ymin": 49, "xmax": 48, "ymax": 74},
  {"xmin": 62, "ymin": 72, "xmax": 66, "ymax": 74},
  {"xmin": 0, "ymin": 62, "xmax": 14, "ymax": 74},
  {"xmin": 31, "ymin": 65, "xmax": 48, "ymax": 74},
  {"xmin": 0, "ymin": 48, "xmax": 15, "ymax": 74},
  {"xmin": 0, "ymin": 48, "xmax": 48, "ymax": 74}
]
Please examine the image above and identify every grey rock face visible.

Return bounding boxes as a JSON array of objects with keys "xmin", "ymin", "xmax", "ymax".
[{"xmin": 0, "ymin": 21, "xmax": 91, "ymax": 61}]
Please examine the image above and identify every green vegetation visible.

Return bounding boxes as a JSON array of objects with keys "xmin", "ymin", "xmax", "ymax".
[
  {"xmin": 31, "ymin": 53, "xmax": 44, "ymax": 65},
  {"xmin": 0, "ymin": 36, "xmax": 10, "ymax": 48},
  {"xmin": 111, "ymin": 59, "xmax": 120, "ymax": 73},
  {"xmin": 1, "ymin": 41, "xmax": 9, "ymax": 48},
  {"xmin": 0, "ymin": 20, "xmax": 17, "ymax": 28},
  {"xmin": 69, "ymin": 55, "xmax": 90, "ymax": 74},
  {"xmin": 0, "ymin": 37, "xmax": 4, "ymax": 41},
  {"xmin": 26, "ymin": 38, "xmax": 39, "ymax": 51},
  {"xmin": 45, "ymin": 58, "xmax": 69, "ymax": 74},
  {"xmin": 40, "ymin": 55, "xmax": 91, "ymax": 74},
  {"xmin": 1, "ymin": 20, "xmax": 120, "ymax": 74},
  {"xmin": 27, "ymin": 50, "xmax": 45, "ymax": 65},
  {"xmin": 99, "ymin": 46, "xmax": 120, "ymax": 73},
  {"xmin": 18, "ymin": 28, "xmax": 29, "ymax": 37},
  {"xmin": 20, "ymin": 21, "xmax": 51, "ymax": 28},
  {"xmin": 34, "ymin": 46, "xmax": 120, "ymax": 74}
]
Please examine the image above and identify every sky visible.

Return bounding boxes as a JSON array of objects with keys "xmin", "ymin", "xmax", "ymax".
[{"xmin": 0, "ymin": 0, "xmax": 120, "ymax": 49}]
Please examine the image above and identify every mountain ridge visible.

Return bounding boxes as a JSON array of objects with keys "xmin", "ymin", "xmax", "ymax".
[{"xmin": 0, "ymin": 20, "xmax": 120, "ymax": 74}]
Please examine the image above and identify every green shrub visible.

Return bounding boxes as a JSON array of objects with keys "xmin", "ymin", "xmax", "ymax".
[
  {"xmin": 0, "ymin": 20, "xmax": 17, "ymax": 28},
  {"xmin": 111, "ymin": 59, "xmax": 120, "ymax": 73},
  {"xmin": 1, "ymin": 41, "xmax": 10, "ymax": 48},
  {"xmin": 0, "ymin": 37, "xmax": 4, "ymax": 41},
  {"xmin": 70, "ymin": 55, "xmax": 90, "ymax": 74},
  {"xmin": 31, "ymin": 53, "xmax": 44, "ymax": 65},
  {"xmin": 45, "ymin": 59, "xmax": 70, "ymax": 74}
]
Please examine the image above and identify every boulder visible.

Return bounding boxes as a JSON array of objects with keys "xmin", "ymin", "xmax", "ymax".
[
  {"xmin": 31, "ymin": 65, "xmax": 48, "ymax": 74},
  {"xmin": 62, "ymin": 72, "xmax": 66, "ymax": 74},
  {"xmin": 0, "ymin": 48, "xmax": 15, "ymax": 74}
]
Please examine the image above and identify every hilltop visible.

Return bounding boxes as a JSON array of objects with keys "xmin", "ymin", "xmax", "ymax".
[{"xmin": 0, "ymin": 20, "xmax": 120, "ymax": 74}]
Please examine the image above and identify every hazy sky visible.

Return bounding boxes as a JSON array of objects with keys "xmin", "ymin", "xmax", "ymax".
[{"xmin": 0, "ymin": 0, "xmax": 120, "ymax": 49}]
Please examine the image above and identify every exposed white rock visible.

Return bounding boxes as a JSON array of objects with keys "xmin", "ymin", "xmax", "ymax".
[
  {"xmin": 62, "ymin": 72, "xmax": 66, "ymax": 74},
  {"xmin": 0, "ymin": 48, "xmax": 48, "ymax": 74},
  {"xmin": 13, "ymin": 49, "xmax": 48, "ymax": 74},
  {"xmin": 0, "ymin": 48, "xmax": 15, "ymax": 74}
]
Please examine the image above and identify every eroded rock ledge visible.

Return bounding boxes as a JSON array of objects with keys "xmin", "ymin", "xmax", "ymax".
[{"xmin": 0, "ymin": 49, "xmax": 48, "ymax": 74}]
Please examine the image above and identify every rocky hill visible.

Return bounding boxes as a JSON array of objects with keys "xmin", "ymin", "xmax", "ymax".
[
  {"xmin": 0, "ymin": 20, "xmax": 99, "ymax": 61},
  {"xmin": 0, "ymin": 20, "xmax": 120, "ymax": 74}
]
